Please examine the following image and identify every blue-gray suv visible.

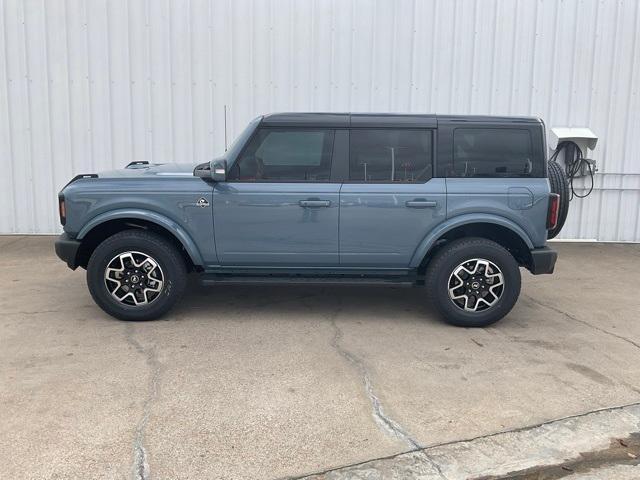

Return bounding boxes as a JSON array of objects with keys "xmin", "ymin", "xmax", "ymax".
[{"xmin": 55, "ymin": 113, "xmax": 559, "ymax": 327}]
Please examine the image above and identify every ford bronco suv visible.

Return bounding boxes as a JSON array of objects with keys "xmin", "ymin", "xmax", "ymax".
[{"xmin": 55, "ymin": 113, "xmax": 559, "ymax": 327}]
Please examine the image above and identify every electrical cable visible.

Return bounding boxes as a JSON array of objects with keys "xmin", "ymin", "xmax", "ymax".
[{"xmin": 548, "ymin": 141, "xmax": 594, "ymax": 200}]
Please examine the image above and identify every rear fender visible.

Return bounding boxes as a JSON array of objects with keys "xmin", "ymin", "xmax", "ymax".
[{"xmin": 409, "ymin": 213, "xmax": 534, "ymax": 268}]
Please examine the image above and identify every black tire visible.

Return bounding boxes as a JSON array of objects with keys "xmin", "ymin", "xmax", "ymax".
[
  {"xmin": 87, "ymin": 230, "xmax": 187, "ymax": 321},
  {"xmin": 425, "ymin": 237, "xmax": 521, "ymax": 327},
  {"xmin": 547, "ymin": 160, "xmax": 569, "ymax": 239}
]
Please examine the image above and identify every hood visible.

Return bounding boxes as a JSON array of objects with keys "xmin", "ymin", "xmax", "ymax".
[{"xmin": 97, "ymin": 162, "xmax": 198, "ymax": 179}]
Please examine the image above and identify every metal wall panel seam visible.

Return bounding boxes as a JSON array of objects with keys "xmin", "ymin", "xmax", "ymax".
[
  {"xmin": 127, "ymin": 0, "xmax": 135, "ymax": 161},
  {"xmin": 448, "ymin": 0, "xmax": 457, "ymax": 113},
  {"xmin": 105, "ymin": 2, "xmax": 114, "ymax": 170},
  {"xmin": 368, "ymin": 0, "xmax": 376, "ymax": 111},
  {"xmin": 622, "ymin": 0, "xmax": 639, "ymax": 174},
  {"xmin": 1, "ymin": 0, "xmax": 17, "ymax": 232},
  {"xmin": 82, "ymin": 0, "xmax": 94, "ymax": 175},
  {"xmin": 597, "ymin": 0, "xmax": 622, "ymax": 240},
  {"xmin": 43, "ymin": 0, "xmax": 56, "ymax": 232},
  {"xmin": 490, "ymin": 0, "xmax": 499, "ymax": 113},
  {"xmin": 616, "ymin": 0, "xmax": 639, "ymax": 240},
  {"xmin": 546, "ymin": 0, "xmax": 559, "ymax": 125},
  {"xmin": 62, "ymin": 0, "xmax": 74, "ymax": 180},
  {"xmin": 407, "ymin": 0, "xmax": 416, "ymax": 110},
  {"xmin": 470, "ymin": 0, "xmax": 479, "ymax": 113},
  {"xmin": 428, "ymin": 0, "xmax": 437, "ymax": 110},
  {"xmin": 19, "ymin": 1, "xmax": 36, "ymax": 231},
  {"xmin": 507, "ymin": 0, "xmax": 518, "ymax": 114}
]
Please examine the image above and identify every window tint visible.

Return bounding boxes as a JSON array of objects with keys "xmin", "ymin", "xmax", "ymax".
[
  {"xmin": 453, "ymin": 128, "xmax": 534, "ymax": 177},
  {"xmin": 229, "ymin": 128, "xmax": 334, "ymax": 182},
  {"xmin": 349, "ymin": 129, "xmax": 432, "ymax": 183}
]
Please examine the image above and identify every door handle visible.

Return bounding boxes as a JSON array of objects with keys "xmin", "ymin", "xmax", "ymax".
[
  {"xmin": 299, "ymin": 199, "xmax": 331, "ymax": 208},
  {"xmin": 405, "ymin": 199, "xmax": 437, "ymax": 208}
]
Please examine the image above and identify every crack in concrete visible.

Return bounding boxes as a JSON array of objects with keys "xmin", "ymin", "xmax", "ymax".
[
  {"xmin": 417, "ymin": 450, "xmax": 450, "ymax": 480},
  {"xmin": 328, "ymin": 309, "xmax": 424, "ymax": 452},
  {"xmin": 125, "ymin": 324, "xmax": 161, "ymax": 480},
  {"xmin": 482, "ymin": 432, "xmax": 640, "ymax": 479},
  {"xmin": 524, "ymin": 295, "xmax": 640, "ymax": 350},
  {"xmin": 288, "ymin": 401, "xmax": 640, "ymax": 480}
]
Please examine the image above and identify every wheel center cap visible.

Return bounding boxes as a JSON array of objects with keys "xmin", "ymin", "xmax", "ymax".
[
  {"xmin": 130, "ymin": 274, "xmax": 140, "ymax": 284},
  {"xmin": 471, "ymin": 281, "xmax": 481, "ymax": 290}
]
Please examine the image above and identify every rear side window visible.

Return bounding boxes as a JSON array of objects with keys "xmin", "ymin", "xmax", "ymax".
[
  {"xmin": 349, "ymin": 129, "xmax": 432, "ymax": 183},
  {"xmin": 453, "ymin": 128, "xmax": 536, "ymax": 178},
  {"xmin": 228, "ymin": 128, "xmax": 335, "ymax": 182}
]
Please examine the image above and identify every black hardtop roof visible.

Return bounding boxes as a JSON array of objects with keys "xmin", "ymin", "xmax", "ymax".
[{"xmin": 260, "ymin": 112, "xmax": 542, "ymax": 128}]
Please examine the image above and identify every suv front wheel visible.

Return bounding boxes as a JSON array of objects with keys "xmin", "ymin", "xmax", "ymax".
[
  {"xmin": 425, "ymin": 237, "xmax": 521, "ymax": 327},
  {"xmin": 87, "ymin": 230, "xmax": 187, "ymax": 321}
]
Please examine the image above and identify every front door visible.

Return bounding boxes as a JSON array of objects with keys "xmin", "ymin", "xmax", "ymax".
[
  {"xmin": 339, "ymin": 128, "xmax": 446, "ymax": 267},
  {"xmin": 213, "ymin": 127, "xmax": 340, "ymax": 266}
]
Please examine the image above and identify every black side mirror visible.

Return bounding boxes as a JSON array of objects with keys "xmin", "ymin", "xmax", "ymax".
[
  {"xmin": 193, "ymin": 161, "xmax": 212, "ymax": 178},
  {"xmin": 194, "ymin": 160, "xmax": 227, "ymax": 181}
]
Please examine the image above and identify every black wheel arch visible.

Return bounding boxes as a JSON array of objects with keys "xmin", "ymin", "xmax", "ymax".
[
  {"xmin": 419, "ymin": 222, "xmax": 532, "ymax": 274},
  {"xmin": 75, "ymin": 218, "xmax": 199, "ymax": 272}
]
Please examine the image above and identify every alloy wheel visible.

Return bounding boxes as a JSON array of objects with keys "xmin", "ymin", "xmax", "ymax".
[
  {"xmin": 447, "ymin": 258, "xmax": 504, "ymax": 312},
  {"xmin": 104, "ymin": 251, "xmax": 164, "ymax": 306}
]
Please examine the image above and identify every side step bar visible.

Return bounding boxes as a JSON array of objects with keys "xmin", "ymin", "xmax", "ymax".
[{"xmin": 200, "ymin": 274, "xmax": 418, "ymax": 287}]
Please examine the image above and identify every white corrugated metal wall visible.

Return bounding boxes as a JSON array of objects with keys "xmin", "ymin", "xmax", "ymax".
[{"xmin": 0, "ymin": 0, "xmax": 639, "ymax": 239}]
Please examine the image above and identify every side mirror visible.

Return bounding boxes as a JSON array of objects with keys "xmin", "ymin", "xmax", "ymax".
[
  {"xmin": 211, "ymin": 159, "xmax": 227, "ymax": 182},
  {"xmin": 193, "ymin": 161, "xmax": 211, "ymax": 178},
  {"xmin": 193, "ymin": 160, "xmax": 227, "ymax": 181}
]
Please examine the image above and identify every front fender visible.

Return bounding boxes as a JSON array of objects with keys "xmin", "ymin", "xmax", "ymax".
[
  {"xmin": 409, "ymin": 213, "xmax": 534, "ymax": 268},
  {"xmin": 77, "ymin": 209, "xmax": 205, "ymax": 266}
]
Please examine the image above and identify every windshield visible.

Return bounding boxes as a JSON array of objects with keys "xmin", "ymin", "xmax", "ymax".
[{"xmin": 225, "ymin": 116, "xmax": 262, "ymax": 163}]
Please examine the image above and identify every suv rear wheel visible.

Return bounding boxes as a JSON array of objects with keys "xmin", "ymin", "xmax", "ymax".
[
  {"xmin": 425, "ymin": 237, "xmax": 521, "ymax": 327},
  {"xmin": 87, "ymin": 230, "xmax": 187, "ymax": 321}
]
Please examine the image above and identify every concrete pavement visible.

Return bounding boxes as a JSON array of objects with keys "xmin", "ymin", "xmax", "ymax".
[{"xmin": 1, "ymin": 237, "xmax": 639, "ymax": 479}]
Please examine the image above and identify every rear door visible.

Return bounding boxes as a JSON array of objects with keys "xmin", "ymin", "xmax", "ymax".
[
  {"xmin": 339, "ymin": 127, "xmax": 447, "ymax": 267},
  {"xmin": 213, "ymin": 127, "xmax": 341, "ymax": 266},
  {"xmin": 441, "ymin": 122, "xmax": 549, "ymax": 248}
]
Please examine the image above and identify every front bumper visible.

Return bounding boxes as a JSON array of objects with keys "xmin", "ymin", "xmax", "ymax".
[
  {"xmin": 54, "ymin": 233, "xmax": 81, "ymax": 270},
  {"xmin": 528, "ymin": 246, "xmax": 557, "ymax": 275}
]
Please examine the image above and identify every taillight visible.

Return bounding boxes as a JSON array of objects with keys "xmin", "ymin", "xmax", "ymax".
[
  {"xmin": 547, "ymin": 193, "xmax": 560, "ymax": 230},
  {"xmin": 58, "ymin": 195, "xmax": 66, "ymax": 225}
]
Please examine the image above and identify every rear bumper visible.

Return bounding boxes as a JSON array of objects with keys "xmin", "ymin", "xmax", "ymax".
[
  {"xmin": 528, "ymin": 246, "xmax": 557, "ymax": 275},
  {"xmin": 54, "ymin": 233, "xmax": 81, "ymax": 270}
]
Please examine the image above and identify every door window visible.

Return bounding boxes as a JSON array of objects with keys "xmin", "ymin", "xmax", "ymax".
[
  {"xmin": 349, "ymin": 129, "xmax": 432, "ymax": 183},
  {"xmin": 228, "ymin": 128, "xmax": 335, "ymax": 182}
]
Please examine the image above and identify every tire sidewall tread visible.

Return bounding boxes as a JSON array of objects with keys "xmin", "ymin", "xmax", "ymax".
[
  {"xmin": 547, "ymin": 160, "xmax": 569, "ymax": 239},
  {"xmin": 87, "ymin": 230, "xmax": 187, "ymax": 321},
  {"xmin": 425, "ymin": 237, "xmax": 521, "ymax": 327}
]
